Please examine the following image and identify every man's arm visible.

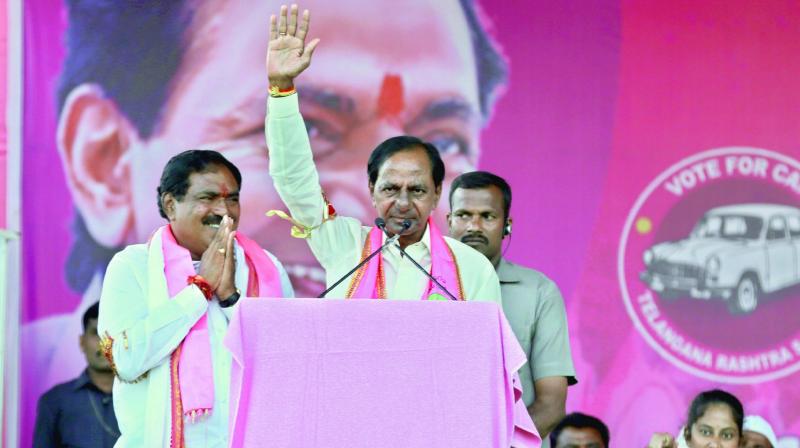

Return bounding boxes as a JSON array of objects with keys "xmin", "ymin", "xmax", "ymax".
[
  {"xmin": 528, "ymin": 376, "xmax": 567, "ymax": 437},
  {"xmin": 265, "ymin": 5, "xmax": 366, "ymax": 271},
  {"xmin": 98, "ymin": 248, "xmax": 208, "ymax": 382},
  {"xmin": 266, "ymin": 5, "xmax": 324, "ymax": 228},
  {"xmin": 527, "ymin": 276, "xmax": 576, "ymax": 437}
]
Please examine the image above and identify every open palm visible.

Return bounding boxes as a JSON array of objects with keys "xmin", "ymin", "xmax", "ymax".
[{"xmin": 267, "ymin": 5, "xmax": 320, "ymax": 86}]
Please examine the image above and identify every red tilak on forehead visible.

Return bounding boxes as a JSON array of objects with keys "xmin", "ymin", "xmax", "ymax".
[
  {"xmin": 219, "ymin": 184, "xmax": 230, "ymax": 198},
  {"xmin": 377, "ymin": 74, "xmax": 405, "ymax": 119}
]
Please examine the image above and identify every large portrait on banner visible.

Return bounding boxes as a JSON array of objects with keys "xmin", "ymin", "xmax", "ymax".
[{"xmin": 17, "ymin": 0, "xmax": 799, "ymax": 446}]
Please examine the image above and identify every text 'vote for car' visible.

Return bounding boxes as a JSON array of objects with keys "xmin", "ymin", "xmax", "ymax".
[{"xmin": 640, "ymin": 204, "xmax": 800, "ymax": 314}]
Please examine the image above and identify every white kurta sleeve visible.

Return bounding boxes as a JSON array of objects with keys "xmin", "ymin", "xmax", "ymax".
[
  {"xmin": 266, "ymin": 94, "xmax": 366, "ymax": 272},
  {"xmin": 98, "ymin": 247, "xmax": 208, "ymax": 382},
  {"xmin": 267, "ymin": 94, "xmax": 326, "ymax": 229}
]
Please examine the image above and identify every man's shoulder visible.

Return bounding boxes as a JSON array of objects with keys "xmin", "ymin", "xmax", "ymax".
[
  {"xmin": 104, "ymin": 244, "xmax": 149, "ymax": 279},
  {"xmin": 500, "ymin": 259, "xmax": 557, "ymax": 288},
  {"xmin": 38, "ymin": 375, "xmax": 83, "ymax": 405},
  {"xmin": 112, "ymin": 243, "xmax": 149, "ymax": 262}
]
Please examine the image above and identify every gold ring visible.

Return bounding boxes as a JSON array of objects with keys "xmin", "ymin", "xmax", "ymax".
[{"xmin": 218, "ymin": 248, "xmax": 226, "ymax": 254}]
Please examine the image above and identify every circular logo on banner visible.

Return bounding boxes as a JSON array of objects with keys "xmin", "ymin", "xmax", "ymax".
[{"xmin": 618, "ymin": 147, "xmax": 800, "ymax": 383}]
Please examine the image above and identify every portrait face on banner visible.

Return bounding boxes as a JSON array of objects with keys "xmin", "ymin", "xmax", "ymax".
[
  {"xmin": 56, "ymin": 0, "xmax": 506, "ymax": 296},
  {"xmin": 22, "ymin": 0, "xmax": 800, "ymax": 446}
]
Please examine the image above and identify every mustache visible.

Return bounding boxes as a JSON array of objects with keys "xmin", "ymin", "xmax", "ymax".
[
  {"xmin": 460, "ymin": 233, "xmax": 488, "ymax": 244},
  {"xmin": 202, "ymin": 215, "xmax": 224, "ymax": 226}
]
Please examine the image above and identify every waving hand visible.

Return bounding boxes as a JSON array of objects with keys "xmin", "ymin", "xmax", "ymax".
[{"xmin": 267, "ymin": 4, "xmax": 320, "ymax": 90}]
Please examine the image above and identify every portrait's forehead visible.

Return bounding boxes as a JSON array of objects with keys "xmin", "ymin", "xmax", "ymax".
[{"xmin": 158, "ymin": 0, "xmax": 479, "ymax": 141}]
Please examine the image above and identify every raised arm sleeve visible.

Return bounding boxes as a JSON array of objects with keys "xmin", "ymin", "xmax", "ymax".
[
  {"xmin": 267, "ymin": 94, "xmax": 326, "ymax": 228},
  {"xmin": 98, "ymin": 248, "xmax": 208, "ymax": 382},
  {"xmin": 266, "ymin": 94, "xmax": 366, "ymax": 271}
]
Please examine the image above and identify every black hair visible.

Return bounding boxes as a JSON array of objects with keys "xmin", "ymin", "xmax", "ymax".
[
  {"xmin": 684, "ymin": 389, "xmax": 744, "ymax": 441},
  {"xmin": 82, "ymin": 302, "xmax": 100, "ymax": 332},
  {"xmin": 57, "ymin": 0, "xmax": 191, "ymax": 139},
  {"xmin": 367, "ymin": 136, "xmax": 445, "ymax": 188},
  {"xmin": 157, "ymin": 149, "xmax": 242, "ymax": 219},
  {"xmin": 550, "ymin": 412, "xmax": 610, "ymax": 448},
  {"xmin": 449, "ymin": 170, "xmax": 512, "ymax": 221},
  {"xmin": 58, "ymin": 0, "xmax": 507, "ymax": 293},
  {"xmin": 458, "ymin": 0, "xmax": 508, "ymax": 119}
]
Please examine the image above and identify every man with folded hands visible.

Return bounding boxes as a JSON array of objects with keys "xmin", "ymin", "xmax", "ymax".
[{"xmin": 98, "ymin": 149, "xmax": 293, "ymax": 447}]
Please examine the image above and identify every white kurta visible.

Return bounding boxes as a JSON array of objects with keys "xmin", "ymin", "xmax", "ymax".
[
  {"xmin": 267, "ymin": 94, "xmax": 502, "ymax": 303},
  {"xmin": 98, "ymin": 237, "xmax": 293, "ymax": 447}
]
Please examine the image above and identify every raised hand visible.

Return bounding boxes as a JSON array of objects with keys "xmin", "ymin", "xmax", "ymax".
[
  {"xmin": 267, "ymin": 4, "xmax": 320, "ymax": 89},
  {"xmin": 198, "ymin": 215, "xmax": 234, "ymax": 292}
]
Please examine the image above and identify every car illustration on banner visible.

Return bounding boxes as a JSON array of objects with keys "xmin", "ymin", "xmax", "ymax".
[{"xmin": 640, "ymin": 203, "xmax": 800, "ymax": 314}]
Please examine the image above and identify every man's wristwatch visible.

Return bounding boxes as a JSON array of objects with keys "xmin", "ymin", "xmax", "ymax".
[{"xmin": 219, "ymin": 289, "xmax": 241, "ymax": 308}]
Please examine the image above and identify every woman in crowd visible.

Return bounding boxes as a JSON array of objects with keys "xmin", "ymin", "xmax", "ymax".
[{"xmin": 648, "ymin": 389, "xmax": 743, "ymax": 448}]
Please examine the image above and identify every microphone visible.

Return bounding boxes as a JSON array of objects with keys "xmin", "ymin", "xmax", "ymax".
[
  {"xmin": 375, "ymin": 217, "xmax": 411, "ymax": 234},
  {"xmin": 378, "ymin": 219, "xmax": 460, "ymax": 301},
  {"xmin": 317, "ymin": 218, "xmax": 401, "ymax": 298}
]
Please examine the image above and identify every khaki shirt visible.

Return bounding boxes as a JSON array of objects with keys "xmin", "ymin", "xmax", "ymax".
[{"xmin": 497, "ymin": 259, "xmax": 577, "ymax": 409}]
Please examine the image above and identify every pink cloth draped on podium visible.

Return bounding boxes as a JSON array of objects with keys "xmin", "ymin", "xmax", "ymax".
[{"xmin": 224, "ymin": 298, "xmax": 540, "ymax": 448}]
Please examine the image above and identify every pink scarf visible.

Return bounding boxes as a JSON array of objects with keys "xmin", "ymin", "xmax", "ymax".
[
  {"xmin": 346, "ymin": 218, "xmax": 464, "ymax": 300},
  {"xmin": 157, "ymin": 225, "xmax": 283, "ymax": 447}
]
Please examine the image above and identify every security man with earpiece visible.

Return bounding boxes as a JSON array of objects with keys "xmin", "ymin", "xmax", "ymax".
[{"xmin": 447, "ymin": 171, "xmax": 578, "ymax": 447}]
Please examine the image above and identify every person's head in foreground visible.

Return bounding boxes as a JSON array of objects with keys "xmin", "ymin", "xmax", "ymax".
[
  {"xmin": 157, "ymin": 149, "xmax": 242, "ymax": 259},
  {"xmin": 80, "ymin": 302, "xmax": 111, "ymax": 374},
  {"xmin": 57, "ymin": 0, "xmax": 508, "ymax": 296},
  {"xmin": 742, "ymin": 415, "xmax": 777, "ymax": 448},
  {"xmin": 649, "ymin": 389, "xmax": 744, "ymax": 448},
  {"xmin": 550, "ymin": 412, "xmax": 609, "ymax": 448},
  {"xmin": 447, "ymin": 170, "xmax": 512, "ymax": 267}
]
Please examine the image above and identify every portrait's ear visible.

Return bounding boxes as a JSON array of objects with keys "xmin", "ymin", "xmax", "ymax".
[{"xmin": 57, "ymin": 84, "xmax": 136, "ymax": 247}]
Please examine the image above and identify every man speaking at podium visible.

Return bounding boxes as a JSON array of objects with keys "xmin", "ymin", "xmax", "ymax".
[{"xmin": 266, "ymin": 4, "xmax": 501, "ymax": 303}]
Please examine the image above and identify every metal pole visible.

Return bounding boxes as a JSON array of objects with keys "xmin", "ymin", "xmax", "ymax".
[
  {"xmin": 0, "ymin": 230, "xmax": 19, "ymax": 448},
  {"xmin": 4, "ymin": 0, "xmax": 24, "ymax": 445}
]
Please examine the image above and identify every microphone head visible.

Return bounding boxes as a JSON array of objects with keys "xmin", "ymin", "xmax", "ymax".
[
  {"xmin": 375, "ymin": 217, "xmax": 386, "ymax": 229},
  {"xmin": 402, "ymin": 219, "xmax": 412, "ymax": 230}
]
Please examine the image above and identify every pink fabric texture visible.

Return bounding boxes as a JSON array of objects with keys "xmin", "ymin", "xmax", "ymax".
[
  {"xmin": 160, "ymin": 225, "xmax": 282, "ymax": 418},
  {"xmin": 348, "ymin": 219, "xmax": 463, "ymax": 300},
  {"xmin": 224, "ymin": 298, "xmax": 540, "ymax": 448}
]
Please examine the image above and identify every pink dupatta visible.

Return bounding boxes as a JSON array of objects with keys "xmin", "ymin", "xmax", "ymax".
[
  {"xmin": 346, "ymin": 218, "xmax": 464, "ymax": 300},
  {"xmin": 157, "ymin": 225, "xmax": 283, "ymax": 447}
]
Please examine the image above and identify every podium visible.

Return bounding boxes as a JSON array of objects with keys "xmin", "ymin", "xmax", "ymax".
[{"xmin": 224, "ymin": 298, "xmax": 540, "ymax": 448}]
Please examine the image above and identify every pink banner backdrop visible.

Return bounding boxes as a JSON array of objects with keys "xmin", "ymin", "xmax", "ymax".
[{"xmin": 17, "ymin": 0, "xmax": 799, "ymax": 446}]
